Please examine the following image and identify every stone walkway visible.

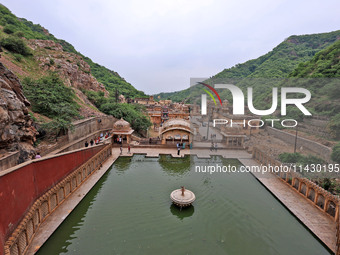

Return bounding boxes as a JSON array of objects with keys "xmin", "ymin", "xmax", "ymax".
[{"xmin": 119, "ymin": 146, "xmax": 252, "ymax": 159}]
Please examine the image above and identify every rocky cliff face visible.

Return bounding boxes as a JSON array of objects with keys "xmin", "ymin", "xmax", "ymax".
[
  {"xmin": 29, "ymin": 39, "xmax": 108, "ymax": 94},
  {"xmin": 27, "ymin": 39, "xmax": 108, "ymax": 117},
  {"xmin": 0, "ymin": 62, "xmax": 37, "ymax": 163}
]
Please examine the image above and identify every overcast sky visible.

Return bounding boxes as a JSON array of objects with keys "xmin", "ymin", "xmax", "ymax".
[{"xmin": 2, "ymin": 0, "xmax": 340, "ymax": 94}]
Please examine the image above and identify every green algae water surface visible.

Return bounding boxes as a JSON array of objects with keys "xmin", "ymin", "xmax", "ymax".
[{"xmin": 36, "ymin": 155, "xmax": 331, "ymax": 255}]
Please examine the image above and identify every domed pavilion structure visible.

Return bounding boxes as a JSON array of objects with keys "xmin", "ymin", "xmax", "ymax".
[
  {"xmin": 112, "ymin": 118, "xmax": 134, "ymax": 144},
  {"xmin": 160, "ymin": 119, "xmax": 193, "ymax": 145}
]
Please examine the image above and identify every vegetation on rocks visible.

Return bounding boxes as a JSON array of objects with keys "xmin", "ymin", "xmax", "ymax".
[
  {"xmin": 0, "ymin": 3, "xmax": 150, "ymax": 137},
  {"xmin": 22, "ymin": 73, "xmax": 79, "ymax": 138}
]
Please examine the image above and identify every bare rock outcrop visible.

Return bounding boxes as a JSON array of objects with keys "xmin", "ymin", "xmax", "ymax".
[
  {"xmin": 28, "ymin": 39, "xmax": 108, "ymax": 95},
  {"xmin": 0, "ymin": 62, "xmax": 37, "ymax": 163}
]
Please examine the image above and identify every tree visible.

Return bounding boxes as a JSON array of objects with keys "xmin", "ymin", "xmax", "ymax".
[{"xmin": 100, "ymin": 103, "xmax": 151, "ymax": 133}]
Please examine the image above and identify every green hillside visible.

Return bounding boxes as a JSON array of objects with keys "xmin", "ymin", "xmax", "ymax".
[
  {"xmin": 0, "ymin": 3, "xmax": 151, "ymax": 135},
  {"xmin": 261, "ymin": 40, "xmax": 340, "ymax": 118},
  {"xmin": 154, "ymin": 30, "xmax": 340, "ymax": 102},
  {"xmin": 290, "ymin": 40, "xmax": 340, "ymax": 78},
  {"xmin": 0, "ymin": 4, "xmax": 146, "ymax": 98},
  {"xmin": 288, "ymin": 40, "xmax": 340, "ymax": 138}
]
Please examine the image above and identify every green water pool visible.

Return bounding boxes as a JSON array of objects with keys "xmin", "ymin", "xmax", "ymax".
[{"xmin": 36, "ymin": 155, "xmax": 331, "ymax": 255}]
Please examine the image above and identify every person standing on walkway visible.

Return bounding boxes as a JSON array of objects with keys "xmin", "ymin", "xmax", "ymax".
[
  {"xmin": 120, "ymin": 145, "xmax": 123, "ymax": 155},
  {"xmin": 177, "ymin": 146, "xmax": 180, "ymax": 156},
  {"xmin": 85, "ymin": 141, "xmax": 89, "ymax": 147},
  {"xmin": 128, "ymin": 144, "xmax": 131, "ymax": 154},
  {"xmin": 90, "ymin": 139, "xmax": 94, "ymax": 146}
]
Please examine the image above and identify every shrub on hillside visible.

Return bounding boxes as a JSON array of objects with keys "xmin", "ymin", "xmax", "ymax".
[
  {"xmin": 13, "ymin": 53, "xmax": 22, "ymax": 62},
  {"xmin": 328, "ymin": 113, "xmax": 340, "ymax": 139},
  {"xmin": 0, "ymin": 36, "xmax": 31, "ymax": 56},
  {"xmin": 22, "ymin": 73, "xmax": 79, "ymax": 120},
  {"xmin": 279, "ymin": 153, "xmax": 304, "ymax": 163},
  {"xmin": 279, "ymin": 152, "xmax": 324, "ymax": 165},
  {"xmin": 331, "ymin": 142, "xmax": 340, "ymax": 163},
  {"xmin": 3, "ymin": 24, "xmax": 16, "ymax": 34},
  {"xmin": 13, "ymin": 31, "xmax": 25, "ymax": 38}
]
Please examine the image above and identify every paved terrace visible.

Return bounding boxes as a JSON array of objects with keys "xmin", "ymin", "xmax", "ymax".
[{"xmin": 27, "ymin": 147, "xmax": 336, "ymax": 254}]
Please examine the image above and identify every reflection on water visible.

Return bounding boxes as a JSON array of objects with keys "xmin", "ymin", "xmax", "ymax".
[
  {"xmin": 158, "ymin": 154, "xmax": 191, "ymax": 176},
  {"xmin": 170, "ymin": 204, "xmax": 195, "ymax": 220},
  {"xmin": 113, "ymin": 156, "xmax": 132, "ymax": 172}
]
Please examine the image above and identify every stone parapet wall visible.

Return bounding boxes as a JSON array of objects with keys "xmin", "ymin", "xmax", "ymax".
[
  {"xmin": 266, "ymin": 126, "xmax": 332, "ymax": 162},
  {"xmin": 0, "ymin": 144, "xmax": 111, "ymax": 255},
  {"xmin": 299, "ymin": 117, "xmax": 331, "ymax": 139},
  {"xmin": 2, "ymin": 144, "xmax": 112, "ymax": 255},
  {"xmin": 35, "ymin": 116, "xmax": 115, "ymax": 156},
  {"xmin": 68, "ymin": 116, "xmax": 116, "ymax": 142},
  {"xmin": 0, "ymin": 116, "xmax": 117, "ymax": 170},
  {"xmin": 0, "ymin": 152, "xmax": 19, "ymax": 171},
  {"xmin": 55, "ymin": 130, "xmax": 112, "ymax": 154}
]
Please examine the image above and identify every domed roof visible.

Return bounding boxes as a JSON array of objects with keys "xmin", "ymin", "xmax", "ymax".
[
  {"xmin": 113, "ymin": 118, "xmax": 131, "ymax": 130},
  {"xmin": 162, "ymin": 119, "xmax": 190, "ymax": 128}
]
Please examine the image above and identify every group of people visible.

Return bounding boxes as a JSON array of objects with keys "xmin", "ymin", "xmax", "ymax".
[
  {"xmin": 85, "ymin": 132, "xmax": 110, "ymax": 148},
  {"xmin": 115, "ymin": 136, "xmax": 123, "ymax": 144}
]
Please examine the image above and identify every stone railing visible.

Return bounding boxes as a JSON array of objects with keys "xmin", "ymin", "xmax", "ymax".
[
  {"xmin": 3, "ymin": 144, "xmax": 112, "ymax": 255},
  {"xmin": 252, "ymin": 147, "xmax": 339, "ymax": 221}
]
